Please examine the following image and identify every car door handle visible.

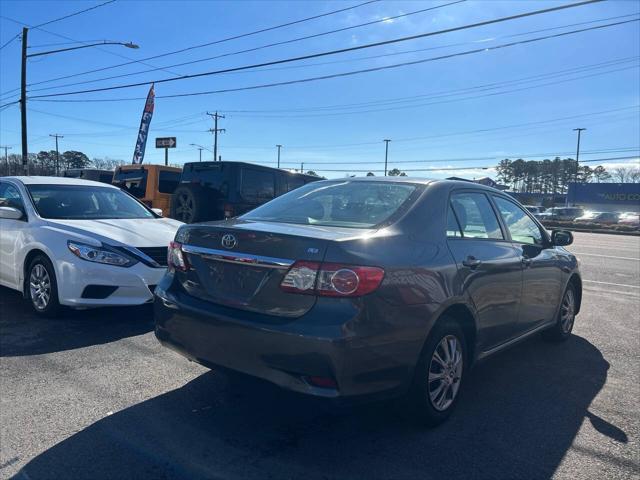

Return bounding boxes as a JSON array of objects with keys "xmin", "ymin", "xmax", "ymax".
[
  {"xmin": 521, "ymin": 256, "xmax": 532, "ymax": 267},
  {"xmin": 462, "ymin": 256, "xmax": 481, "ymax": 269}
]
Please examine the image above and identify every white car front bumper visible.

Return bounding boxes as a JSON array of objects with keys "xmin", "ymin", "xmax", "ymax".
[{"xmin": 55, "ymin": 256, "xmax": 167, "ymax": 308}]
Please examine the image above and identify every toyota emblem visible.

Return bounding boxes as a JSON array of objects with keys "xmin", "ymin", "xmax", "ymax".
[{"xmin": 221, "ymin": 233, "xmax": 237, "ymax": 249}]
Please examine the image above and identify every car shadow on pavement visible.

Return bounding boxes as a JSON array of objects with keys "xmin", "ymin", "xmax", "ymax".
[
  {"xmin": 13, "ymin": 334, "xmax": 622, "ymax": 480},
  {"xmin": 0, "ymin": 287, "xmax": 154, "ymax": 357}
]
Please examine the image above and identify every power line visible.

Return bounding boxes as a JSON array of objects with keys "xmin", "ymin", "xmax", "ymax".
[
  {"xmin": 0, "ymin": 1, "xmax": 116, "ymax": 52},
  {"xmin": 28, "ymin": 0, "xmax": 466, "ymax": 92},
  {"xmin": 0, "ymin": 15, "xmax": 182, "ymax": 79},
  {"xmin": 219, "ymin": 57, "xmax": 639, "ymax": 114},
  {"xmin": 272, "ymin": 148, "xmax": 640, "ymax": 165},
  {"xmin": 16, "ymin": 0, "xmax": 381, "ymax": 91},
  {"xmin": 29, "ymin": 55, "xmax": 639, "ymax": 106},
  {"xmin": 32, "ymin": 0, "xmax": 117, "ymax": 29},
  {"xmin": 222, "ymin": 63, "xmax": 639, "ymax": 118},
  {"xmin": 292, "ymin": 156, "xmax": 640, "ymax": 173},
  {"xmin": 27, "ymin": 0, "xmax": 607, "ymax": 99}
]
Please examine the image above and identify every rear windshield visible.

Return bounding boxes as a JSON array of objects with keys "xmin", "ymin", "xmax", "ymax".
[
  {"xmin": 241, "ymin": 181, "xmax": 419, "ymax": 228},
  {"xmin": 159, "ymin": 170, "xmax": 181, "ymax": 193},
  {"xmin": 113, "ymin": 168, "xmax": 148, "ymax": 198}
]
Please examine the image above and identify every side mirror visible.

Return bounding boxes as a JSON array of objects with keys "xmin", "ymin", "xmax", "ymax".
[
  {"xmin": 0, "ymin": 206, "xmax": 23, "ymax": 220},
  {"xmin": 152, "ymin": 208, "xmax": 163, "ymax": 217},
  {"xmin": 551, "ymin": 230, "xmax": 573, "ymax": 247}
]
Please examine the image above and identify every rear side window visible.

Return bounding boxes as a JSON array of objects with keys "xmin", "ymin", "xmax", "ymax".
[
  {"xmin": 493, "ymin": 196, "xmax": 544, "ymax": 245},
  {"xmin": 113, "ymin": 169, "xmax": 148, "ymax": 198},
  {"xmin": 450, "ymin": 192, "xmax": 503, "ymax": 239},
  {"xmin": 286, "ymin": 176, "xmax": 305, "ymax": 192},
  {"xmin": 241, "ymin": 168, "xmax": 275, "ymax": 202},
  {"xmin": 158, "ymin": 170, "xmax": 180, "ymax": 194}
]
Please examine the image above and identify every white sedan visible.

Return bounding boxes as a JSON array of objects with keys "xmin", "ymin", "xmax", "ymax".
[{"xmin": 0, "ymin": 176, "xmax": 182, "ymax": 316}]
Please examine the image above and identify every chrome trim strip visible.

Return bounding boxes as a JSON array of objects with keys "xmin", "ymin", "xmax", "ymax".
[
  {"xmin": 181, "ymin": 245, "xmax": 294, "ymax": 269},
  {"xmin": 120, "ymin": 246, "xmax": 162, "ymax": 268}
]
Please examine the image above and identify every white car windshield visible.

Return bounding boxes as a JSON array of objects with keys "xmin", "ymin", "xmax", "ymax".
[{"xmin": 27, "ymin": 185, "xmax": 154, "ymax": 220}]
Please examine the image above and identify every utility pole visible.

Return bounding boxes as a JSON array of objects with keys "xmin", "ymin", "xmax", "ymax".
[
  {"xmin": 1, "ymin": 146, "xmax": 11, "ymax": 175},
  {"xmin": 49, "ymin": 134, "xmax": 63, "ymax": 175},
  {"xmin": 207, "ymin": 111, "xmax": 225, "ymax": 161},
  {"xmin": 567, "ymin": 128, "xmax": 586, "ymax": 206},
  {"xmin": 276, "ymin": 144, "xmax": 282, "ymax": 168},
  {"xmin": 20, "ymin": 27, "xmax": 28, "ymax": 174},
  {"xmin": 383, "ymin": 139, "xmax": 391, "ymax": 176}
]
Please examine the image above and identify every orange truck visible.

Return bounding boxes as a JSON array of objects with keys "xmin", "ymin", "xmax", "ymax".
[{"xmin": 112, "ymin": 164, "xmax": 182, "ymax": 215}]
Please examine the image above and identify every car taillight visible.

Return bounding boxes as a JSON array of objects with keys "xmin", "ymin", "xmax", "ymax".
[
  {"xmin": 167, "ymin": 241, "xmax": 189, "ymax": 272},
  {"xmin": 280, "ymin": 261, "xmax": 384, "ymax": 297}
]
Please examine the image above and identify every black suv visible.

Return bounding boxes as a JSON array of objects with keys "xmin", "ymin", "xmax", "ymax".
[{"xmin": 170, "ymin": 161, "xmax": 320, "ymax": 223}]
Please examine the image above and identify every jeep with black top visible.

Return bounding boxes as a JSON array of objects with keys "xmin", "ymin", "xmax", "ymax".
[{"xmin": 170, "ymin": 161, "xmax": 320, "ymax": 223}]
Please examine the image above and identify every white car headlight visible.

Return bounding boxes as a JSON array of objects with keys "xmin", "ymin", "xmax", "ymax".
[{"xmin": 67, "ymin": 241, "xmax": 137, "ymax": 267}]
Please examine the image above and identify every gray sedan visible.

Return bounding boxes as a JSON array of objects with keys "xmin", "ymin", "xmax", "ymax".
[{"xmin": 154, "ymin": 178, "xmax": 581, "ymax": 426}]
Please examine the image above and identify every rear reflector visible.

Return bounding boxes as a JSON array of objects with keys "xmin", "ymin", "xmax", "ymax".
[
  {"xmin": 305, "ymin": 376, "xmax": 338, "ymax": 389},
  {"xmin": 280, "ymin": 261, "xmax": 384, "ymax": 297},
  {"xmin": 167, "ymin": 241, "xmax": 189, "ymax": 272}
]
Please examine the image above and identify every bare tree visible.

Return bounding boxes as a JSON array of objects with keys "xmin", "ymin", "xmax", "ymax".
[{"xmin": 611, "ymin": 167, "xmax": 640, "ymax": 183}]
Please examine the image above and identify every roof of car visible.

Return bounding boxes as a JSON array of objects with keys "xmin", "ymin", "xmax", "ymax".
[
  {"xmin": 316, "ymin": 176, "xmax": 508, "ymax": 192},
  {"xmin": 3, "ymin": 176, "xmax": 119, "ymax": 188}
]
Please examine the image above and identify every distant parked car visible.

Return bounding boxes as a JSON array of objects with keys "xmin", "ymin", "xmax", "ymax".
[
  {"xmin": 574, "ymin": 212, "xmax": 619, "ymax": 225},
  {"xmin": 618, "ymin": 213, "xmax": 640, "ymax": 226},
  {"xmin": 112, "ymin": 164, "xmax": 182, "ymax": 215},
  {"xmin": 170, "ymin": 161, "xmax": 320, "ymax": 223},
  {"xmin": 62, "ymin": 168, "xmax": 114, "ymax": 184},
  {"xmin": 0, "ymin": 176, "xmax": 182, "ymax": 316},
  {"xmin": 538, "ymin": 207, "xmax": 585, "ymax": 222},
  {"xmin": 155, "ymin": 178, "xmax": 581, "ymax": 426},
  {"xmin": 524, "ymin": 205, "xmax": 545, "ymax": 214}
]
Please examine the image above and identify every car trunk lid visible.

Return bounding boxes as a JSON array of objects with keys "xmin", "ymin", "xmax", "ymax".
[{"xmin": 176, "ymin": 220, "xmax": 371, "ymax": 318}]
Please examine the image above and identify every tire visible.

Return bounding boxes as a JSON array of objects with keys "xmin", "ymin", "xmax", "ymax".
[
  {"xmin": 26, "ymin": 255, "xmax": 61, "ymax": 317},
  {"xmin": 170, "ymin": 185, "xmax": 212, "ymax": 223},
  {"xmin": 542, "ymin": 283, "xmax": 577, "ymax": 342},
  {"xmin": 407, "ymin": 316, "xmax": 468, "ymax": 426}
]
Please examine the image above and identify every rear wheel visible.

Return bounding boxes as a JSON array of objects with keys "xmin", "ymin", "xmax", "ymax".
[
  {"xmin": 542, "ymin": 283, "xmax": 577, "ymax": 342},
  {"xmin": 27, "ymin": 255, "xmax": 61, "ymax": 317},
  {"xmin": 170, "ymin": 185, "xmax": 211, "ymax": 223},
  {"xmin": 407, "ymin": 317, "xmax": 467, "ymax": 426}
]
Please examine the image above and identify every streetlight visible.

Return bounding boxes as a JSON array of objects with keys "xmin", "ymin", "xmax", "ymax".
[
  {"xmin": 189, "ymin": 143, "xmax": 210, "ymax": 162},
  {"xmin": 276, "ymin": 144, "xmax": 282, "ymax": 168},
  {"xmin": 20, "ymin": 29, "xmax": 140, "ymax": 173}
]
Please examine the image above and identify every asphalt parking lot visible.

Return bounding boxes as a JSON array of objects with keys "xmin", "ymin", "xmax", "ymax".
[{"xmin": 1, "ymin": 232, "xmax": 638, "ymax": 480}]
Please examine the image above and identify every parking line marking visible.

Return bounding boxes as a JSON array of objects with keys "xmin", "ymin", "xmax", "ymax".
[
  {"xmin": 583, "ymin": 280, "xmax": 640, "ymax": 289},
  {"xmin": 571, "ymin": 252, "xmax": 640, "ymax": 261}
]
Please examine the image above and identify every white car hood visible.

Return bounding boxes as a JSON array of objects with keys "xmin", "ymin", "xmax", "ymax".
[{"xmin": 45, "ymin": 217, "xmax": 183, "ymax": 247}]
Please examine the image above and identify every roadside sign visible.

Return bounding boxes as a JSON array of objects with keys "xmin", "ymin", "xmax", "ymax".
[{"xmin": 155, "ymin": 137, "xmax": 176, "ymax": 148}]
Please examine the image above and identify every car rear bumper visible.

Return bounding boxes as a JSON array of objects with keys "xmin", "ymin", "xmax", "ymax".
[{"xmin": 154, "ymin": 282, "xmax": 427, "ymax": 399}]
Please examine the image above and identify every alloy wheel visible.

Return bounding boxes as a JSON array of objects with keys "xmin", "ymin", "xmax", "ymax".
[
  {"xmin": 29, "ymin": 264, "xmax": 51, "ymax": 311},
  {"xmin": 428, "ymin": 334, "xmax": 464, "ymax": 412},
  {"xmin": 560, "ymin": 289, "xmax": 576, "ymax": 333}
]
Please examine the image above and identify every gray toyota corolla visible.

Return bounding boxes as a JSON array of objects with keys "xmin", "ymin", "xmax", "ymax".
[{"xmin": 154, "ymin": 178, "xmax": 581, "ymax": 425}]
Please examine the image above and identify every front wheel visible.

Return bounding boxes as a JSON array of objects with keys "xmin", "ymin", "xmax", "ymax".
[
  {"xmin": 27, "ymin": 255, "xmax": 61, "ymax": 317},
  {"xmin": 542, "ymin": 284, "xmax": 577, "ymax": 342},
  {"xmin": 407, "ymin": 317, "xmax": 467, "ymax": 426}
]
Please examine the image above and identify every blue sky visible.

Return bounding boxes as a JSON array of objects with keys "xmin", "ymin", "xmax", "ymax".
[{"xmin": 1, "ymin": 0, "xmax": 639, "ymax": 179}]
